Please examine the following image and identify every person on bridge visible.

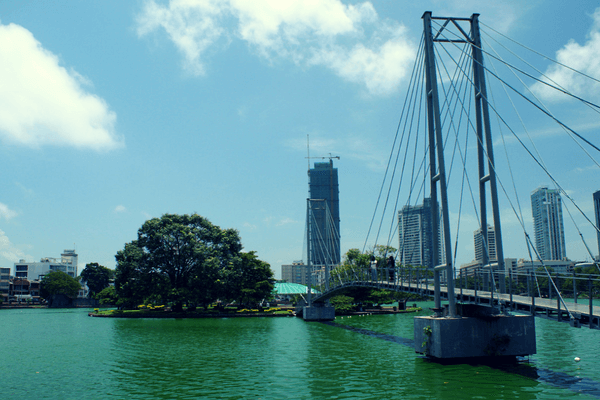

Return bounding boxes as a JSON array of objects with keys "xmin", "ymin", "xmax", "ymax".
[
  {"xmin": 387, "ymin": 256, "xmax": 395, "ymax": 283},
  {"xmin": 370, "ymin": 255, "xmax": 377, "ymax": 281}
]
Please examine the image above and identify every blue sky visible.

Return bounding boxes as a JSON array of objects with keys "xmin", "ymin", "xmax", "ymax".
[{"xmin": 1, "ymin": 1, "xmax": 599, "ymax": 279}]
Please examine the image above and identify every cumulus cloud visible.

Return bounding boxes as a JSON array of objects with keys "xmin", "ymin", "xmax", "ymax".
[
  {"xmin": 0, "ymin": 228, "xmax": 32, "ymax": 263},
  {"xmin": 136, "ymin": 0, "xmax": 415, "ymax": 95},
  {"xmin": 0, "ymin": 203, "xmax": 17, "ymax": 220},
  {"xmin": 114, "ymin": 205, "xmax": 127, "ymax": 213},
  {"xmin": 532, "ymin": 8, "xmax": 600, "ymax": 102},
  {"xmin": 276, "ymin": 217, "xmax": 298, "ymax": 226},
  {"xmin": 0, "ymin": 23, "xmax": 122, "ymax": 150}
]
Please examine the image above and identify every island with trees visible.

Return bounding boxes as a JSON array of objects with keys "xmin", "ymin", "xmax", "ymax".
[
  {"xmin": 32, "ymin": 213, "xmax": 423, "ymax": 316},
  {"xmin": 91, "ymin": 213, "xmax": 276, "ymax": 317}
]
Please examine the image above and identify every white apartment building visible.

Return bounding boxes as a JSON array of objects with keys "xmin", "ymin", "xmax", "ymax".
[{"xmin": 14, "ymin": 249, "xmax": 78, "ymax": 281}]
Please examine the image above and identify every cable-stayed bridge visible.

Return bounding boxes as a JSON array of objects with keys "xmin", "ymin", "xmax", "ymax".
[
  {"xmin": 310, "ymin": 264, "xmax": 600, "ymax": 329},
  {"xmin": 302, "ymin": 11, "xmax": 600, "ymax": 357}
]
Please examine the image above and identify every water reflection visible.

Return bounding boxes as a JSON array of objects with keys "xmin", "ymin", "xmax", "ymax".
[
  {"xmin": 330, "ymin": 315, "xmax": 600, "ymax": 399},
  {"xmin": 109, "ymin": 317, "xmax": 311, "ymax": 399},
  {"xmin": 3, "ymin": 308, "xmax": 600, "ymax": 399}
]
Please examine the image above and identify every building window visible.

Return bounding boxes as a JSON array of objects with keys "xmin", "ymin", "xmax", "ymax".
[
  {"xmin": 16, "ymin": 265, "xmax": 28, "ymax": 271},
  {"xmin": 16, "ymin": 272, "xmax": 27, "ymax": 277}
]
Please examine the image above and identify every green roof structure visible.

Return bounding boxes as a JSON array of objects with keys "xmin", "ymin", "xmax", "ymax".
[{"xmin": 274, "ymin": 282, "xmax": 320, "ymax": 295}]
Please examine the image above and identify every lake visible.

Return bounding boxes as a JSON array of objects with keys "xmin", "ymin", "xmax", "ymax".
[{"xmin": 2, "ymin": 302, "xmax": 600, "ymax": 399}]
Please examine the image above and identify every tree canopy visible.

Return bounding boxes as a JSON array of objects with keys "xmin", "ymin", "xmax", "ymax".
[
  {"xmin": 114, "ymin": 213, "xmax": 273, "ymax": 310},
  {"xmin": 221, "ymin": 251, "xmax": 274, "ymax": 305},
  {"xmin": 80, "ymin": 262, "xmax": 114, "ymax": 298},
  {"xmin": 40, "ymin": 271, "xmax": 81, "ymax": 300},
  {"xmin": 96, "ymin": 286, "xmax": 118, "ymax": 305}
]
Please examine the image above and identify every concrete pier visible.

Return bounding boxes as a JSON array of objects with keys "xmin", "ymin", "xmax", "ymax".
[
  {"xmin": 414, "ymin": 306, "xmax": 536, "ymax": 359},
  {"xmin": 303, "ymin": 303, "xmax": 335, "ymax": 321}
]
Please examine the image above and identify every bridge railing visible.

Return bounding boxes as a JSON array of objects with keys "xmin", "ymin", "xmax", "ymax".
[
  {"xmin": 453, "ymin": 267, "xmax": 600, "ymax": 327},
  {"xmin": 315, "ymin": 264, "xmax": 436, "ymax": 297},
  {"xmin": 309, "ymin": 263, "xmax": 600, "ymax": 328},
  {"xmin": 315, "ymin": 265, "xmax": 600, "ymax": 322},
  {"xmin": 455, "ymin": 268, "xmax": 600, "ymax": 303}
]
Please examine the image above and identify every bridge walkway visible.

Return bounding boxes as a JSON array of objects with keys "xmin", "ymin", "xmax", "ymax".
[{"xmin": 314, "ymin": 279, "xmax": 600, "ymax": 328}]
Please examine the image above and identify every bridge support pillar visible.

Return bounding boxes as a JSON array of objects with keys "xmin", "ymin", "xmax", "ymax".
[
  {"xmin": 414, "ymin": 305, "xmax": 536, "ymax": 359},
  {"xmin": 303, "ymin": 302, "xmax": 335, "ymax": 321}
]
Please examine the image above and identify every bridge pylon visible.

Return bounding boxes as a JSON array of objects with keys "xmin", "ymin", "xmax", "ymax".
[{"xmin": 414, "ymin": 11, "xmax": 536, "ymax": 359}]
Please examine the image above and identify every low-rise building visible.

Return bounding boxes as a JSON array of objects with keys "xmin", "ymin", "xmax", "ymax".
[
  {"xmin": 515, "ymin": 258, "xmax": 575, "ymax": 274},
  {"xmin": 459, "ymin": 258, "xmax": 517, "ymax": 277},
  {"xmin": 13, "ymin": 249, "xmax": 78, "ymax": 281},
  {"xmin": 0, "ymin": 267, "xmax": 10, "ymax": 302}
]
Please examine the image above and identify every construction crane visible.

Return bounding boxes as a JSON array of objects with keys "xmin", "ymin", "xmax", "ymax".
[{"xmin": 305, "ymin": 134, "xmax": 340, "ymax": 169}]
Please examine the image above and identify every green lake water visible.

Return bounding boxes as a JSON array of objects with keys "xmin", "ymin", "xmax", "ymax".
[{"xmin": 2, "ymin": 303, "xmax": 600, "ymax": 399}]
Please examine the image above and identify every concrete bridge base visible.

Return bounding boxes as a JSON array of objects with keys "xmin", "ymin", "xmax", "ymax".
[
  {"xmin": 303, "ymin": 303, "xmax": 335, "ymax": 321},
  {"xmin": 414, "ymin": 306, "xmax": 536, "ymax": 359}
]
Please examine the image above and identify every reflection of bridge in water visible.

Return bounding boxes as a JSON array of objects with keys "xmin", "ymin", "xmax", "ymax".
[{"xmin": 312, "ymin": 265, "xmax": 600, "ymax": 329}]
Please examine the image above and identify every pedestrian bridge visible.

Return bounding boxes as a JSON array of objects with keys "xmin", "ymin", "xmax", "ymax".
[{"xmin": 310, "ymin": 265, "xmax": 600, "ymax": 329}]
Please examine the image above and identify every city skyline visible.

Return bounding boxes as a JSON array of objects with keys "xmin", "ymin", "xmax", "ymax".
[{"xmin": 0, "ymin": 2, "xmax": 599, "ymax": 279}]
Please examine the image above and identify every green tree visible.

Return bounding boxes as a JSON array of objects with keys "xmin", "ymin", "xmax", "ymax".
[
  {"xmin": 343, "ymin": 248, "xmax": 370, "ymax": 268},
  {"xmin": 40, "ymin": 271, "xmax": 81, "ymax": 300},
  {"xmin": 115, "ymin": 213, "xmax": 242, "ymax": 311},
  {"xmin": 115, "ymin": 240, "xmax": 163, "ymax": 309},
  {"xmin": 221, "ymin": 251, "xmax": 274, "ymax": 306},
  {"xmin": 80, "ymin": 262, "xmax": 114, "ymax": 298},
  {"xmin": 329, "ymin": 295, "xmax": 355, "ymax": 313},
  {"xmin": 371, "ymin": 244, "xmax": 396, "ymax": 259},
  {"xmin": 96, "ymin": 286, "xmax": 118, "ymax": 305}
]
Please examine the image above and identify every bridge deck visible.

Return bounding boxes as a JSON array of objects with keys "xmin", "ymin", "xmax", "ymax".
[{"xmin": 314, "ymin": 280, "xmax": 600, "ymax": 328}]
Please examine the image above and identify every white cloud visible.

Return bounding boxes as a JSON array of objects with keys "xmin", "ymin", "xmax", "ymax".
[
  {"xmin": 0, "ymin": 203, "xmax": 17, "ymax": 220},
  {"xmin": 15, "ymin": 182, "xmax": 34, "ymax": 197},
  {"xmin": 276, "ymin": 217, "xmax": 298, "ymax": 226},
  {"xmin": 0, "ymin": 23, "xmax": 122, "ymax": 150},
  {"xmin": 136, "ymin": 0, "xmax": 415, "ymax": 95},
  {"xmin": 0, "ymin": 228, "xmax": 32, "ymax": 263},
  {"xmin": 114, "ymin": 205, "xmax": 127, "ymax": 213},
  {"xmin": 574, "ymin": 164, "xmax": 599, "ymax": 174},
  {"xmin": 532, "ymin": 8, "xmax": 600, "ymax": 102},
  {"xmin": 136, "ymin": 0, "xmax": 227, "ymax": 75},
  {"xmin": 308, "ymin": 24, "xmax": 414, "ymax": 95},
  {"xmin": 437, "ymin": 1, "xmax": 523, "ymax": 34}
]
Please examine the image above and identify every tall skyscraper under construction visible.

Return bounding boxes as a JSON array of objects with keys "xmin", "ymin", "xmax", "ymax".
[
  {"xmin": 531, "ymin": 186, "xmax": 566, "ymax": 260},
  {"xmin": 308, "ymin": 160, "xmax": 340, "ymax": 266}
]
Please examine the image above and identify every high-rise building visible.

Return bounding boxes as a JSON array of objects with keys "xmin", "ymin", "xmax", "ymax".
[
  {"xmin": 474, "ymin": 225, "xmax": 497, "ymax": 263},
  {"xmin": 281, "ymin": 261, "xmax": 309, "ymax": 285},
  {"xmin": 308, "ymin": 160, "xmax": 340, "ymax": 266},
  {"xmin": 594, "ymin": 190, "xmax": 600, "ymax": 258},
  {"xmin": 398, "ymin": 197, "xmax": 441, "ymax": 268},
  {"xmin": 531, "ymin": 187, "xmax": 566, "ymax": 260}
]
